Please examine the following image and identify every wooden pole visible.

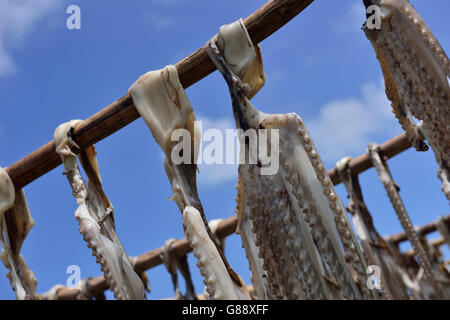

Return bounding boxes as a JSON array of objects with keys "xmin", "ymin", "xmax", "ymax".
[
  {"xmin": 328, "ymin": 132, "xmax": 412, "ymax": 185},
  {"xmin": 5, "ymin": 0, "xmax": 315, "ymax": 190},
  {"xmin": 384, "ymin": 214, "xmax": 450, "ymax": 244}
]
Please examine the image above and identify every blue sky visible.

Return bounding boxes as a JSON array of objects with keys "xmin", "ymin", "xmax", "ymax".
[{"xmin": 0, "ymin": 0, "xmax": 448, "ymax": 299}]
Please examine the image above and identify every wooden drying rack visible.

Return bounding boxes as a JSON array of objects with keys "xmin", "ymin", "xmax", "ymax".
[{"xmin": 2, "ymin": 0, "xmax": 446, "ymax": 299}]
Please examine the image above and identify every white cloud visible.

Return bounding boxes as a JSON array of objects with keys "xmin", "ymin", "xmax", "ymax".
[
  {"xmin": 196, "ymin": 115, "xmax": 239, "ymax": 187},
  {"xmin": 0, "ymin": 0, "xmax": 59, "ymax": 76},
  {"xmin": 148, "ymin": 13, "xmax": 174, "ymax": 29},
  {"xmin": 305, "ymin": 81, "xmax": 400, "ymax": 164}
]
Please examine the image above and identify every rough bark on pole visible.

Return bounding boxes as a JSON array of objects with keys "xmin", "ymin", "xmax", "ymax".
[{"xmin": 5, "ymin": 0, "xmax": 314, "ymax": 191}]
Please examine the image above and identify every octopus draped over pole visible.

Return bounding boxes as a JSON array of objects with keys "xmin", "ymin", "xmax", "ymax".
[
  {"xmin": 0, "ymin": 168, "xmax": 37, "ymax": 300},
  {"xmin": 362, "ymin": 0, "xmax": 450, "ymax": 200},
  {"xmin": 129, "ymin": 64, "xmax": 250, "ymax": 300},
  {"xmin": 335, "ymin": 157, "xmax": 408, "ymax": 300},
  {"xmin": 207, "ymin": 19, "xmax": 374, "ymax": 300},
  {"xmin": 367, "ymin": 143, "xmax": 443, "ymax": 299},
  {"xmin": 54, "ymin": 121, "xmax": 146, "ymax": 300}
]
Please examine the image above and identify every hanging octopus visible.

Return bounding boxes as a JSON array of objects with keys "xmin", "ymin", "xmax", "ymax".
[
  {"xmin": 206, "ymin": 19, "xmax": 374, "ymax": 300},
  {"xmin": 367, "ymin": 142, "xmax": 443, "ymax": 299},
  {"xmin": 129, "ymin": 64, "xmax": 250, "ymax": 300},
  {"xmin": 362, "ymin": 0, "xmax": 450, "ymax": 200},
  {"xmin": 160, "ymin": 238, "xmax": 197, "ymax": 300},
  {"xmin": 335, "ymin": 157, "xmax": 408, "ymax": 300},
  {"xmin": 53, "ymin": 121, "xmax": 146, "ymax": 300},
  {"xmin": 0, "ymin": 168, "xmax": 37, "ymax": 300}
]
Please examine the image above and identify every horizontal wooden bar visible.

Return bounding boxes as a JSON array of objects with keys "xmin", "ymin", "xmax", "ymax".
[
  {"xmin": 328, "ymin": 132, "xmax": 412, "ymax": 185},
  {"xmin": 384, "ymin": 214, "xmax": 450, "ymax": 244},
  {"xmin": 405, "ymin": 238, "xmax": 445, "ymax": 259}
]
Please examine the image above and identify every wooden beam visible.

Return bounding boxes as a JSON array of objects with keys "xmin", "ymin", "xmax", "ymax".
[
  {"xmin": 328, "ymin": 132, "xmax": 412, "ymax": 185},
  {"xmin": 5, "ymin": 0, "xmax": 315, "ymax": 190},
  {"xmin": 384, "ymin": 215, "xmax": 450, "ymax": 244}
]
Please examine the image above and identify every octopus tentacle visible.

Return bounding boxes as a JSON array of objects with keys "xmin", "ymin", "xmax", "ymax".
[
  {"xmin": 129, "ymin": 64, "xmax": 249, "ymax": 299},
  {"xmin": 54, "ymin": 121, "xmax": 146, "ymax": 300},
  {"xmin": 335, "ymin": 157, "xmax": 409, "ymax": 300},
  {"xmin": 0, "ymin": 168, "xmax": 37, "ymax": 300},
  {"xmin": 284, "ymin": 115, "xmax": 371, "ymax": 299},
  {"xmin": 160, "ymin": 239, "xmax": 181, "ymax": 299},
  {"xmin": 183, "ymin": 206, "xmax": 249, "ymax": 299},
  {"xmin": 367, "ymin": 142, "xmax": 443, "ymax": 299},
  {"xmin": 177, "ymin": 254, "xmax": 197, "ymax": 300},
  {"xmin": 363, "ymin": 0, "xmax": 450, "ymax": 186},
  {"xmin": 160, "ymin": 238, "xmax": 197, "ymax": 300},
  {"xmin": 207, "ymin": 19, "xmax": 370, "ymax": 300},
  {"xmin": 235, "ymin": 177, "xmax": 270, "ymax": 300}
]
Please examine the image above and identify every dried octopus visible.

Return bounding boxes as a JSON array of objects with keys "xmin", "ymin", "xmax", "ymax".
[
  {"xmin": 335, "ymin": 157, "xmax": 409, "ymax": 300},
  {"xmin": 0, "ymin": 168, "xmax": 37, "ymax": 300},
  {"xmin": 367, "ymin": 143, "xmax": 443, "ymax": 298},
  {"xmin": 206, "ymin": 19, "xmax": 374, "ymax": 300},
  {"xmin": 54, "ymin": 121, "xmax": 146, "ymax": 300},
  {"xmin": 160, "ymin": 238, "xmax": 197, "ymax": 300},
  {"xmin": 363, "ymin": 0, "xmax": 450, "ymax": 200},
  {"xmin": 417, "ymin": 234, "xmax": 450, "ymax": 299},
  {"xmin": 129, "ymin": 64, "xmax": 250, "ymax": 300}
]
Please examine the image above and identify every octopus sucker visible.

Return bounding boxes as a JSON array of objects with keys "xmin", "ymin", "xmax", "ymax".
[
  {"xmin": 207, "ymin": 19, "xmax": 369, "ymax": 300},
  {"xmin": 129, "ymin": 64, "xmax": 249, "ymax": 300},
  {"xmin": 363, "ymin": 0, "xmax": 450, "ymax": 186},
  {"xmin": 54, "ymin": 121, "xmax": 146, "ymax": 300},
  {"xmin": 235, "ymin": 180, "xmax": 270, "ymax": 300},
  {"xmin": 182, "ymin": 206, "xmax": 249, "ymax": 300},
  {"xmin": 336, "ymin": 157, "xmax": 409, "ymax": 300},
  {"xmin": 367, "ymin": 142, "xmax": 444, "ymax": 299},
  {"xmin": 0, "ymin": 168, "xmax": 37, "ymax": 300}
]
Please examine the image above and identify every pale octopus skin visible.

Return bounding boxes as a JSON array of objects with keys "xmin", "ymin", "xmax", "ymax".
[
  {"xmin": 362, "ymin": 0, "xmax": 450, "ymax": 200},
  {"xmin": 367, "ymin": 143, "xmax": 443, "ymax": 299},
  {"xmin": 129, "ymin": 64, "xmax": 249, "ymax": 300},
  {"xmin": 54, "ymin": 121, "xmax": 146, "ymax": 300},
  {"xmin": 0, "ymin": 168, "xmax": 37, "ymax": 300},
  {"xmin": 335, "ymin": 157, "xmax": 409, "ymax": 300},
  {"xmin": 207, "ymin": 19, "xmax": 374, "ymax": 300}
]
